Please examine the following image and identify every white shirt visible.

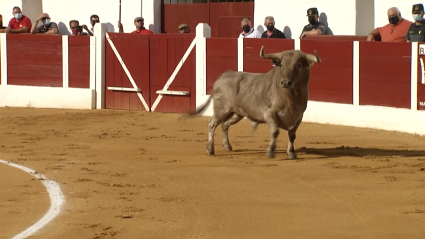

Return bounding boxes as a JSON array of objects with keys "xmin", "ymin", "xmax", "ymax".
[{"xmin": 239, "ymin": 28, "xmax": 262, "ymax": 38}]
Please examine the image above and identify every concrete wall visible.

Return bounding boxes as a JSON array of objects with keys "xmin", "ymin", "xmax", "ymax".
[
  {"xmin": 0, "ymin": 0, "xmax": 40, "ymax": 27},
  {"xmin": 374, "ymin": 0, "xmax": 420, "ymax": 28}
]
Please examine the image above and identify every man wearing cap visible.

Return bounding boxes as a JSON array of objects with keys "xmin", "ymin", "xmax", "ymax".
[
  {"xmin": 31, "ymin": 13, "xmax": 58, "ymax": 34},
  {"xmin": 406, "ymin": 4, "xmax": 425, "ymax": 42},
  {"xmin": 299, "ymin": 8, "xmax": 327, "ymax": 39},
  {"xmin": 118, "ymin": 17, "xmax": 153, "ymax": 34},
  {"xmin": 239, "ymin": 17, "xmax": 261, "ymax": 38},
  {"xmin": 367, "ymin": 7, "xmax": 412, "ymax": 42},
  {"xmin": 178, "ymin": 23, "xmax": 190, "ymax": 33}
]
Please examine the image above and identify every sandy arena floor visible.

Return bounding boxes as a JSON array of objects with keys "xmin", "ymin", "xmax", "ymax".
[{"xmin": 0, "ymin": 107, "xmax": 424, "ymax": 239}]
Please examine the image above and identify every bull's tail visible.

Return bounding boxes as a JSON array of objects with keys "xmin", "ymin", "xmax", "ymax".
[{"xmin": 186, "ymin": 95, "xmax": 213, "ymax": 116}]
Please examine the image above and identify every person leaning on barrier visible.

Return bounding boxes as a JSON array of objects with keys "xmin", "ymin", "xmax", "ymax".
[
  {"xmin": 239, "ymin": 17, "xmax": 261, "ymax": 38},
  {"xmin": 299, "ymin": 8, "xmax": 327, "ymax": 39},
  {"xmin": 0, "ymin": 15, "xmax": 5, "ymax": 33},
  {"xmin": 69, "ymin": 20, "xmax": 92, "ymax": 36},
  {"xmin": 406, "ymin": 4, "xmax": 425, "ymax": 42},
  {"xmin": 178, "ymin": 23, "xmax": 190, "ymax": 33},
  {"xmin": 367, "ymin": 7, "xmax": 412, "ymax": 42},
  {"xmin": 90, "ymin": 14, "xmax": 100, "ymax": 33},
  {"xmin": 261, "ymin": 16, "xmax": 286, "ymax": 38},
  {"xmin": 31, "ymin": 13, "xmax": 58, "ymax": 34},
  {"xmin": 6, "ymin": 6, "xmax": 32, "ymax": 33},
  {"xmin": 118, "ymin": 17, "xmax": 153, "ymax": 34}
]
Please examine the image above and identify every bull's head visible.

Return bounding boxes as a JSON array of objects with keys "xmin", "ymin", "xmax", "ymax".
[{"xmin": 260, "ymin": 46, "xmax": 321, "ymax": 89}]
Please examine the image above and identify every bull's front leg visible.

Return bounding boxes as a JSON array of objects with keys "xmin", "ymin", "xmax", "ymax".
[
  {"xmin": 287, "ymin": 121, "xmax": 301, "ymax": 160},
  {"xmin": 265, "ymin": 112, "xmax": 279, "ymax": 158}
]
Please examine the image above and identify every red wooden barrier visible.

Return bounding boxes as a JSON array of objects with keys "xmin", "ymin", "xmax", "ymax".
[
  {"xmin": 243, "ymin": 39, "xmax": 294, "ymax": 73},
  {"xmin": 206, "ymin": 38, "xmax": 238, "ymax": 94},
  {"xmin": 105, "ymin": 33, "xmax": 150, "ymax": 110},
  {"xmin": 68, "ymin": 36, "xmax": 90, "ymax": 88},
  {"xmin": 359, "ymin": 42, "xmax": 411, "ymax": 109},
  {"xmin": 304, "ymin": 35, "xmax": 368, "ymax": 42},
  {"xmin": 418, "ymin": 52, "xmax": 425, "ymax": 110},
  {"xmin": 301, "ymin": 39, "xmax": 353, "ymax": 104},
  {"xmin": 149, "ymin": 34, "xmax": 195, "ymax": 113},
  {"xmin": 7, "ymin": 34, "xmax": 62, "ymax": 87}
]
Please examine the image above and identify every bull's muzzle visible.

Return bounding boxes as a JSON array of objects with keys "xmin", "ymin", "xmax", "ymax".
[{"xmin": 281, "ymin": 79, "xmax": 293, "ymax": 88}]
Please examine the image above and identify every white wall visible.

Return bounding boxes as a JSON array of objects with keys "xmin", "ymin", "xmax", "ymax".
[
  {"xmin": 374, "ymin": 0, "xmax": 419, "ymax": 28},
  {"xmin": 42, "ymin": 0, "xmax": 144, "ymax": 34},
  {"xmin": 254, "ymin": 0, "xmax": 358, "ymax": 38},
  {"xmin": 0, "ymin": 0, "xmax": 27, "ymax": 26}
]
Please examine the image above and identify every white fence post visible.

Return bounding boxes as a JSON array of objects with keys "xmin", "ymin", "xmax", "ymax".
[
  {"xmin": 411, "ymin": 42, "xmax": 418, "ymax": 111},
  {"xmin": 353, "ymin": 41, "xmax": 360, "ymax": 106},
  {"xmin": 238, "ymin": 38, "xmax": 244, "ymax": 72},
  {"xmin": 1, "ymin": 33, "xmax": 7, "ymax": 86},
  {"xmin": 195, "ymin": 23, "xmax": 211, "ymax": 114},
  {"xmin": 94, "ymin": 23, "xmax": 107, "ymax": 109},
  {"xmin": 62, "ymin": 35, "xmax": 69, "ymax": 88}
]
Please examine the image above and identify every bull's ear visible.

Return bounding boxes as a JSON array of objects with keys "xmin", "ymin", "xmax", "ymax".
[
  {"xmin": 260, "ymin": 45, "xmax": 282, "ymax": 66},
  {"xmin": 272, "ymin": 58, "xmax": 282, "ymax": 66},
  {"xmin": 306, "ymin": 50, "xmax": 321, "ymax": 66}
]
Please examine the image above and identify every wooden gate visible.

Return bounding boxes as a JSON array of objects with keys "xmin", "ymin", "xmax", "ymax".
[
  {"xmin": 162, "ymin": 0, "xmax": 255, "ymax": 37},
  {"xmin": 105, "ymin": 33, "xmax": 196, "ymax": 113}
]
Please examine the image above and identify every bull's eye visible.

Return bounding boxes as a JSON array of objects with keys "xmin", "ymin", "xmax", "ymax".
[{"xmin": 297, "ymin": 63, "xmax": 302, "ymax": 68}]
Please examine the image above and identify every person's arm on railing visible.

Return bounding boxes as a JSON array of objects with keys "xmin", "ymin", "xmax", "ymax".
[
  {"xmin": 31, "ymin": 19, "xmax": 40, "ymax": 34},
  {"xmin": 367, "ymin": 28, "xmax": 380, "ymax": 41}
]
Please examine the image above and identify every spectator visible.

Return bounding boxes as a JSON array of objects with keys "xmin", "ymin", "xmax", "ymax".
[
  {"xmin": 118, "ymin": 17, "xmax": 153, "ymax": 34},
  {"xmin": 31, "ymin": 13, "xmax": 58, "ymax": 34},
  {"xmin": 261, "ymin": 16, "xmax": 285, "ymax": 38},
  {"xmin": 367, "ymin": 7, "xmax": 412, "ymax": 42},
  {"xmin": 90, "ymin": 14, "xmax": 100, "ymax": 33},
  {"xmin": 406, "ymin": 4, "xmax": 425, "ymax": 42},
  {"xmin": 69, "ymin": 20, "xmax": 93, "ymax": 36},
  {"xmin": 0, "ymin": 15, "xmax": 5, "ymax": 33},
  {"xmin": 178, "ymin": 23, "xmax": 190, "ymax": 33},
  {"xmin": 239, "ymin": 17, "xmax": 261, "ymax": 38},
  {"xmin": 299, "ymin": 8, "xmax": 327, "ymax": 39},
  {"xmin": 5, "ymin": 6, "xmax": 32, "ymax": 33}
]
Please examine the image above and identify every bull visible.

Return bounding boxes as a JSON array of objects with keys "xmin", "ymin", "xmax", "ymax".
[{"xmin": 193, "ymin": 46, "xmax": 321, "ymax": 159}]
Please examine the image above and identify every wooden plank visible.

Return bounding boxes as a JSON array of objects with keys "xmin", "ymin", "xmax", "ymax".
[
  {"xmin": 105, "ymin": 38, "xmax": 115, "ymax": 109},
  {"xmin": 418, "ymin": 84, "xmax": 425, "ymax": 110},
  {"xmin": 68, "ymin": 44, "xmax": 90, "ymax": 88}
]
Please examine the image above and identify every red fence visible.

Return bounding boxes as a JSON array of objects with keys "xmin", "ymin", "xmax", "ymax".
[
  {"xmin": 4, "ymin": 34, "xmax": 91, "ymax": 88},
  {"xmin": 359, "ymin": 42, "xmax": 411, "ymax": 109},
  {"xmin": 105, "ymin": 33, "xmax": 196, "ymax": 112}
]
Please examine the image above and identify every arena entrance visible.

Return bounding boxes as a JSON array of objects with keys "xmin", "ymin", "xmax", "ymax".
[{"xmin": 162, "ymin": 0, "xmax": 255, "ymax": 37}]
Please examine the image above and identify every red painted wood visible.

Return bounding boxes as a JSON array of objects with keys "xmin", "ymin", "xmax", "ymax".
[
  {"xmin": 162, "ymin": 2, "xmax": 254, "ymax": 37},
  {"xmin": 209, "ymin": 2, "xmax": 254, "ymax": 38},
  {"xmin": 206, "ymin": 38, "xmax": 238, "ymax": 94},
  {"xmin": 104, "ymin": 33, "xmax": 150, "ymax": 111},
  {"xmin": 301, "ymin": 40, "xmax": 353, "ymax": 104},
  {"xmin": 304, "ymin": 35, "xmax": 368, "ymax": 41},
  {"xmin": 7, "ymin": 34, "xmax": 62, "ymax": 87},
  {"xmin": 163, "ymin": 4, "xmax": 209, "ymax": 34},
  {"xmin": 418, "ymin": 85, "xmax": 425, "ymax": 110},
  {"xmin": 359, "ymin": 42, "xmax": 411, "ymax": 108},
  {"xmin": 243, "ymin": 39, "xmax": 294, "ymax": 73},
  {"xmin": 149, "ymin": 34, "xmax": 195, "ymax": 113},
  {"xmin": 68, "ymin": 36, "xmax": 90, "ymax": 88}
]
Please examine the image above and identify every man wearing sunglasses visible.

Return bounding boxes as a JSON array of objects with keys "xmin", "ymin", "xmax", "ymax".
[
  {"xmin": 69, "ymin": 20, "xmax": 93, "ymax": 36},
  {"xmin": 31, "ymin": 13, "xmax": 58, "ymax": 34},
  {"xmin": 90, "ymin": 14, "xmax": 99, "ymax": 33}
]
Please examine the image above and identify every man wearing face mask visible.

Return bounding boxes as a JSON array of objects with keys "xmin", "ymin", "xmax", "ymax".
[
  {"xmin": 6, "ymin": 6, "xmax": 32, "ymax": 33},
  {"xmin": 261, "ymin": 16, "xmax": 286, "ymax": 38},
  {"xmin": 367, "ymin": 7, "xmax": 412, "ymax": 42},
  {"xmin": 31, "ymin": 13, "xmax": 58, "ymax": 34},
  {"xmin": 0, "ymin": 15, "xmax": 5, "ymax": 33},
  {"xmin": 406, "ymin": 4, "xmax": 425, "ymax": 42},
  {"xmin": 239, "ymin": 17, "xmax": 261, "ymax": 38},
  {"xmin": 90, "ymin": 14, "xmax": 100, "ymax": 33},
  {"xmin": 300, "ymin": 8, "xmax": 327, "ymax": 39},
  {"xmin": 69, "ymin": 20, "xmax": 92, "ymax": 36}
]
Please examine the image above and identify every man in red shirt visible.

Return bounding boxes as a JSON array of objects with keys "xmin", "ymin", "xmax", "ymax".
[
  {"xmin": 367, "ymin": 7, "xmax": 412, "ymax": 42},
  {"xmin": 118, "ymin": 17, "xmax": 153, "ymax": 34},
  {"xmin": 6, "ymin": 6, "xmax": 32, "ymax": 33}
]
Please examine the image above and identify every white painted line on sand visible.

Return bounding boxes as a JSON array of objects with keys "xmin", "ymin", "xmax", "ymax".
[{"xmin": 0, "ymin": 159, "xmax": 65, "ymax": 239}]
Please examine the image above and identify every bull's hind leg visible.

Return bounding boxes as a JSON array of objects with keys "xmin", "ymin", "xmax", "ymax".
[
  {"xmin": 287, "ymin": 121, "xmax": 301, "ymax": 160},
  {"xmin": 222, "ymin": 113, "xmax": 244, "ymax": 151},
  {"xmin": 206, "ymin": 113, "xmax": 228, "ymax": 156}
]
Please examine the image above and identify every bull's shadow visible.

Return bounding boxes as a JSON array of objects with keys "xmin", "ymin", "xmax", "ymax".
[{"xmin": 216, "ymin": 146, "xmax": 425, "ymax": 160}]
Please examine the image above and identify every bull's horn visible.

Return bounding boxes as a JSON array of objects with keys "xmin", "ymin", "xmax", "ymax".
[
  {"xmin": 259, "ymin": 45, "xmax": 282, "ymax": 60},
  {"xmin": 306, "ymin": 50, "xmax": 321, "ymax": 63}
]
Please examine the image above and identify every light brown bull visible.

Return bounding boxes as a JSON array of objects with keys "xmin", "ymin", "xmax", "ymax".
[{"xmin": 194, "ymin": 46, "xmax": 321, "ymax": 159}]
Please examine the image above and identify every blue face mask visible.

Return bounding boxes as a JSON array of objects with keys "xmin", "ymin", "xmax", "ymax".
[
  {"xmin": 44, "ymin": 19, "xmax": 50, "ymax": 25},
  {"xmin": 14, "ymin": 13, "xmax": 22, "ymax": 19},
  {"xmin": 413, "ymin": 14, "xmax": 423, "ymax": 22}
]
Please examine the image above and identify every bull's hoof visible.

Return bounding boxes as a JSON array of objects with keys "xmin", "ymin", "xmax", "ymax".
[
  {"xmin": 223, "ymin": 144, "xmax": 232, "ymax": 151},
  {"xmin": 266, "ymin": 149, "xmax": 275, "ymax": 159},
  {"xmin": 206, "ymin": 145, "xmax": 215, "ymax": 156},
  {"xmin": 287, "ymin": 153, "xmax": 298, "ymax": 160}
]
